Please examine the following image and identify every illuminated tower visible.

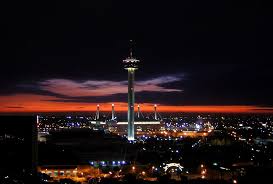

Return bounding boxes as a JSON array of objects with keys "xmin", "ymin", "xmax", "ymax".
[
  {"xmin": 154, "ymin": 104, "xmax": 157, "ymax": 120},
  {"xmin": 137, "ymin": 104, "xmax": 140, "ymax": 118},
  {"xmin": 96, "ymin": 104, "xmax": 100, "ymax": 120},
  {"xmin": 111, "ymin": 104, "xmax": 115, "ymax": 120},
  {"xmin": 123, "ymin": 42, "xmax": 139, "ymax": 141}
]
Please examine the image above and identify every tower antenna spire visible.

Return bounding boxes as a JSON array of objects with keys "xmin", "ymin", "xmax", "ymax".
[{"xmin": 129, "ymin": 39, "xmax": 133, "ymax": 58}]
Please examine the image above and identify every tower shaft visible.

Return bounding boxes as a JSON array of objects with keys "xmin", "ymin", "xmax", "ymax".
[
  {"xmin": 111, "ymin": 104, "xmax": 115, "ymax": 120},
  {"xmin": 127, "ymin": 68, "xmax": 135, "ymax": 141},
  {"xmin": 96, "ymin": 105, "xmax": 100, "ymax": 120},
  {"xmin": 154, "ymin": 105, "xmax": 157, "ymax": 120},
  {"xmin": 137, "ymin": 105, "xmax": 140, "ymax": 118}
]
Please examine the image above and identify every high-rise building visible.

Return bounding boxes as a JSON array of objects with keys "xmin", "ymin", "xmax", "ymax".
[
  {"xmin": 123, "ymin": 43, "xmax": 139, "ymax": 141},
  {"xmin": 0, "ymin": 116, "xmax": 38, "ymax": 175}
]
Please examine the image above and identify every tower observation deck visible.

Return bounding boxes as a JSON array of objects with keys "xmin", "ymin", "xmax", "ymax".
[{"xmin": 123, "ymin": 42, "xmax": 140, "ymax": 141}]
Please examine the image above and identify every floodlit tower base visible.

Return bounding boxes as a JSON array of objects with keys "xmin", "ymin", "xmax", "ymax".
[{"xmin": 128, "ymin": 136, "xmax": 135, "ymax": 141}]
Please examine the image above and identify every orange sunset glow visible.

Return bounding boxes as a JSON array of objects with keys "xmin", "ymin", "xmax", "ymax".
[{"xmin": 1, "ymin": 94, "xmax": 272, "ymax": 113}]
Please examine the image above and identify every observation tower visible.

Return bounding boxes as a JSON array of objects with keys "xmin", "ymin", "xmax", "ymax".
[{"xmin": 123, "ymin": 42, "xmax": 140, "ymax": 141}]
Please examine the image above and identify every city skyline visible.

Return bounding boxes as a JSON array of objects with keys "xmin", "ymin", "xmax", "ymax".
[{"xmin": 1, "ymin": 1, "xmax": 273, "ymax": 184}]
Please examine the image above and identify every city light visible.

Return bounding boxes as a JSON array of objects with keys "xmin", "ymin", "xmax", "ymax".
[{"xmin": 2, "ymin": 2, "xmax": 273, "ymax": 184}]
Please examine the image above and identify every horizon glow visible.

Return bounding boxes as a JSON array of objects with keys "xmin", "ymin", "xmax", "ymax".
[{"xmin": 0, "ymin": 94, "xmax": 272, "ymax": 114}]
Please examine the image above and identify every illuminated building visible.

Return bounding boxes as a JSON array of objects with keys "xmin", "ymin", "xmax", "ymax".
[
  {"xmin": 106, "ymin": 105, "xmax": 164, "ymax": 136},
  {"xmin": 123, "ymin": 42, "xmax": 139, "ymax": 141}
]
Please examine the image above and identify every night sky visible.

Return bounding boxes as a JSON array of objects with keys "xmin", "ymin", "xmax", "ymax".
[{"xmin": 1, "ymin": 1, "xmax": 273, "ymax": 113}]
